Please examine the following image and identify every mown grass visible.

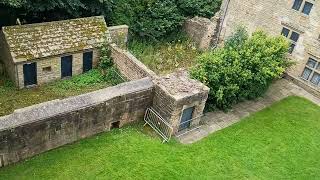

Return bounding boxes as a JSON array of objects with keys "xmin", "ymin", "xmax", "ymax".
[
  {"xmin": 0, "ymin": 96, "xmax": 319, "ymax": 179},
  {"xmin": 0, "ymin": 68, "xmax": 123, "ymax": 117},
  {"xmin": 129, "ymin": 35, "xmax": 201, "ymax": 75}
]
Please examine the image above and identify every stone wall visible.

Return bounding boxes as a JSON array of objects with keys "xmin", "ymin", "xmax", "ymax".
[
  {"xmin": 15, "ymin": 49, "xmax": 99, "ymax": 88},
  {"xmin": 0, "ymin": 31, "xmax": 16, "ymax": 84},
  {"xmin": 220, "ymin": 0, "xmax": 320, "ymax": 95},
  {"xmin": 183, "ymin": 16, "xmax": 218, "ymax": 50},
  {"xmin": 110, "ymin": 43, "xmax": 157, "ymax": 80},
  {"xmin": 0, "ymin": 78, "xmax": 154, "ymax": 167},
  {"xmin": 109, "ymin": 25, "xmax": 129, "ymax": 49}
]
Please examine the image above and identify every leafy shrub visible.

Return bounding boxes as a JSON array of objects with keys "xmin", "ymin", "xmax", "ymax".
[
  {"xmin": 99, "ymin": 45, "xmax": 113, "ymax": 70},
  {"xmin": 111, "ymin": 0, "xmax": 184, "ymax": 40},
  {"xmin": 176, "ymin": 0, "xmax": 222, "ymax": 18},
  {"xmin": 190, "ymin": 28, "xmax": 290, "ymax": 110}
]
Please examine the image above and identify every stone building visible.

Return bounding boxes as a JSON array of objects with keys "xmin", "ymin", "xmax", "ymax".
[
  {"xmin": 219, "ymin": 0, "xmax": 320, "ymax": 96},
  {"xmin": 0, "ymin": 16, "xmax": 109, "ymax": 88},
  {"xmin": 152, "ymin": 71, "xmax": 209, "ymax": 134}
]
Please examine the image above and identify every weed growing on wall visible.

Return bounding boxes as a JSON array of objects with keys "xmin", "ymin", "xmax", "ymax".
[{"xmin": 190, "ymin": 27, "xmax": 290, "ymax": 110}]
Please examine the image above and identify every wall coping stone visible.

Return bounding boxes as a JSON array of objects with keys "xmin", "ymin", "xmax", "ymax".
[
  {"xmin": 153, "ymin": 70, "xmax": 209, "ymax": 101},
  {"xmin": 0, "ymin": 77, "xmax": 153, "ymax": 131}
]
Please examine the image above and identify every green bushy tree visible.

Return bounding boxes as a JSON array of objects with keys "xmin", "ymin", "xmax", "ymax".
[
  {"xmin": 190, "ymin": 28, "xmax": 290, "ymax": 110},
  {"xmin": 111, "ymin": 0, "xmax": 184, "ymax": 40},
  {"xmin": 176, "ymin": 0, "xmax": 222, "ymax": 18}
]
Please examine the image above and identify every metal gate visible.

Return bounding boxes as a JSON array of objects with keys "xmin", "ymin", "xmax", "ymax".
[{"xmin": 144, "ymin": 108, "xmax": 173, "ymax": 142}]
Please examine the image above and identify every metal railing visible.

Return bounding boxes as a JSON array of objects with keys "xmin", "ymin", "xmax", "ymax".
[{"xmin": 144, "ymin": 108, "xmax": 173, "ymax": 143}]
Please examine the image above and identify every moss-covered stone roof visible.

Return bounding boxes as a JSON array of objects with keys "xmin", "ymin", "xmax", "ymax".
[{"xmin": 2, "ymin": 16, "xmax": 109, "ymax": 63}]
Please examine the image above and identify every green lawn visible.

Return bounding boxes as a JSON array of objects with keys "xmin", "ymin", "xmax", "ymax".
[
  {"xmin": 0, "ymin": 68, "xmax": 123, "ymax": 117},
  {"xmin": 129, "ymin": 36, "xmax": 201, "ymax": 75},
  {"xmin": 1, "ymin": 96, "xmax": 320, "ymax": 179}
]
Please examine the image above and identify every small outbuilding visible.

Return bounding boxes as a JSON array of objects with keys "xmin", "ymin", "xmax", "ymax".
[{"xmin": 0, "ymin": 16, "xmax": 109, "ymax": 88}]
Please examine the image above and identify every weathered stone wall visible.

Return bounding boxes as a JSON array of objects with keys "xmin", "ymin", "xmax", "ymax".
[
  {"xmin": 0, "ymin": 31, "xmax": 16, "ymax": 84},
  {"xmin": 152, "ymin": 84, "xmax": 176, "ymax": 122},
  {"xmin": 0, "ymin": 78, "xmax": 154, "ymax": 167},
  {"xmin": 183, "ymin": 16, "xmax": 218, "ymax": 50},
  {"xmin": 109, "ymin": 25, "xmax": 129, "ymax": 49},
  {"xmin": 220, "ymin": 0, "xmax": 320, "ymax": 95},
  {"xmin": 15, "ymin": 49, "xmax": 99, "ymax": 88},
  {"xmin": 110, "ymin": 43, "xmax": 157, "ymax": 80}
]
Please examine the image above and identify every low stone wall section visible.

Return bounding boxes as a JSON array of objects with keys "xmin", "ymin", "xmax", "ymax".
[
  {"xmin": 110, "ymin": 43, "xmax": 157, "ymax": 80},
  {"xmin": 0, "ymin": 78, "xmax": 154, "ymax": 167},
  {"xmin": 109, "ymin": 25, "xmax": 129, "ymax": 49},
  {"xmin": 183, "ymin": 16, "xmax": 219, "ymax": 50}
]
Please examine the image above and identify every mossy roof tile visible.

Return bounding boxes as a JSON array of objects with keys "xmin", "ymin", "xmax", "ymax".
[{"xmin": 2, "ymin": 16, "xmax": 109, "ymax": 63}]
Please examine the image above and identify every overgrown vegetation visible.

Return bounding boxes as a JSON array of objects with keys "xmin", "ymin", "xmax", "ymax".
[
  {"xmin": 129, "ymin": 33, "xmax": 201, "ymax": 74},
  {"xmin": 1, "ymin": 0, "xmax": 222, "ymax": 40},
  {"xmin": 191, "ymin": 28, "xmax": 290, "ymax": 110},
  {"xmin": 1, "ymin": 96, "xmax": 319, "ymax": 179}
]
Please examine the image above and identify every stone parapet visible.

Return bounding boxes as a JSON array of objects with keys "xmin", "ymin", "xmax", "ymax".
[{"xmin": 0, "ymin": 78, "xmax": 154, "ymax": 167}]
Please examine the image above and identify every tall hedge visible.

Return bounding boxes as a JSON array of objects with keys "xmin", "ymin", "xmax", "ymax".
[{"xmin": 190, "ymin": 28, "xmax": 290, "ymax": 110}]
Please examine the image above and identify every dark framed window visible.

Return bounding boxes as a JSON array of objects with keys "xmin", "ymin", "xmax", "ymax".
[
  {"xmin": 307, "ymin": 58, "xmax": 317, "ymax": 68},
  {"xmin": 290, "ymin": 31, "xmax": 300, "ymax": 42},
  {"xmin": 289, "ymin": 43, "xmax": 296, "ymax": 54},
  {"xmin": 292, "ymin": 0, "xmax": 303, "ymax": 10},
  {"xmin": 281, "ymin": 28, "xmax": 290, "ymax": 37},
  {"xmin": 302, "ymin": 1, "xmax": 313, "ymax": 15},
  {"xmin": 281, "ymin": 27, "xmax": 300, "ymax": 54},
  {"xmin": 301, "ymin": 57, "xmax": 320, "ymax": 87},
  {"xmin": 310, "ymin": 72, "xmax": 320, "ymax": 85},
  {"xmin": 302, "ymin": 68, "xmax": 312, "ymax": 80}
]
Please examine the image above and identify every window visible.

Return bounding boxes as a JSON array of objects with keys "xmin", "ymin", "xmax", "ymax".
[
  {"xmin": 42, "ymin": 66, "xmax": 52, "ymax": 72},
  {"xmin": 292, "ymin": 0, "xmax": 313, "ymax": 15},
  {"xmin": 281, "ymin": 27, "xmax": 290, "ymax": 37},
  {"xmin": 281, "ymin": 27, "xmax": 300, "ymax": 54},
  {"xmin": 292, "ymin": 0, "xmax": 303, "ymax": 10},
  {"xmin": 301, "ymin": 57, "xmax": 320, "ymax": 86},
  {"xmin": 302, "ymin": 1, "xmax": 313, "ymax": 15},
  {"xmin": 290, "ymin": 31, "xmax": 300, "ymax": 42},
  {"xmin": 310, "ymin": 72, "xmax": 320, "ymax": 85}
]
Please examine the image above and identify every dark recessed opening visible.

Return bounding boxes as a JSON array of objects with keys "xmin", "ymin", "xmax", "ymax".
[{"xmin": 110, "ymin": 121, "xmax": 120, "ymax": 130}]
